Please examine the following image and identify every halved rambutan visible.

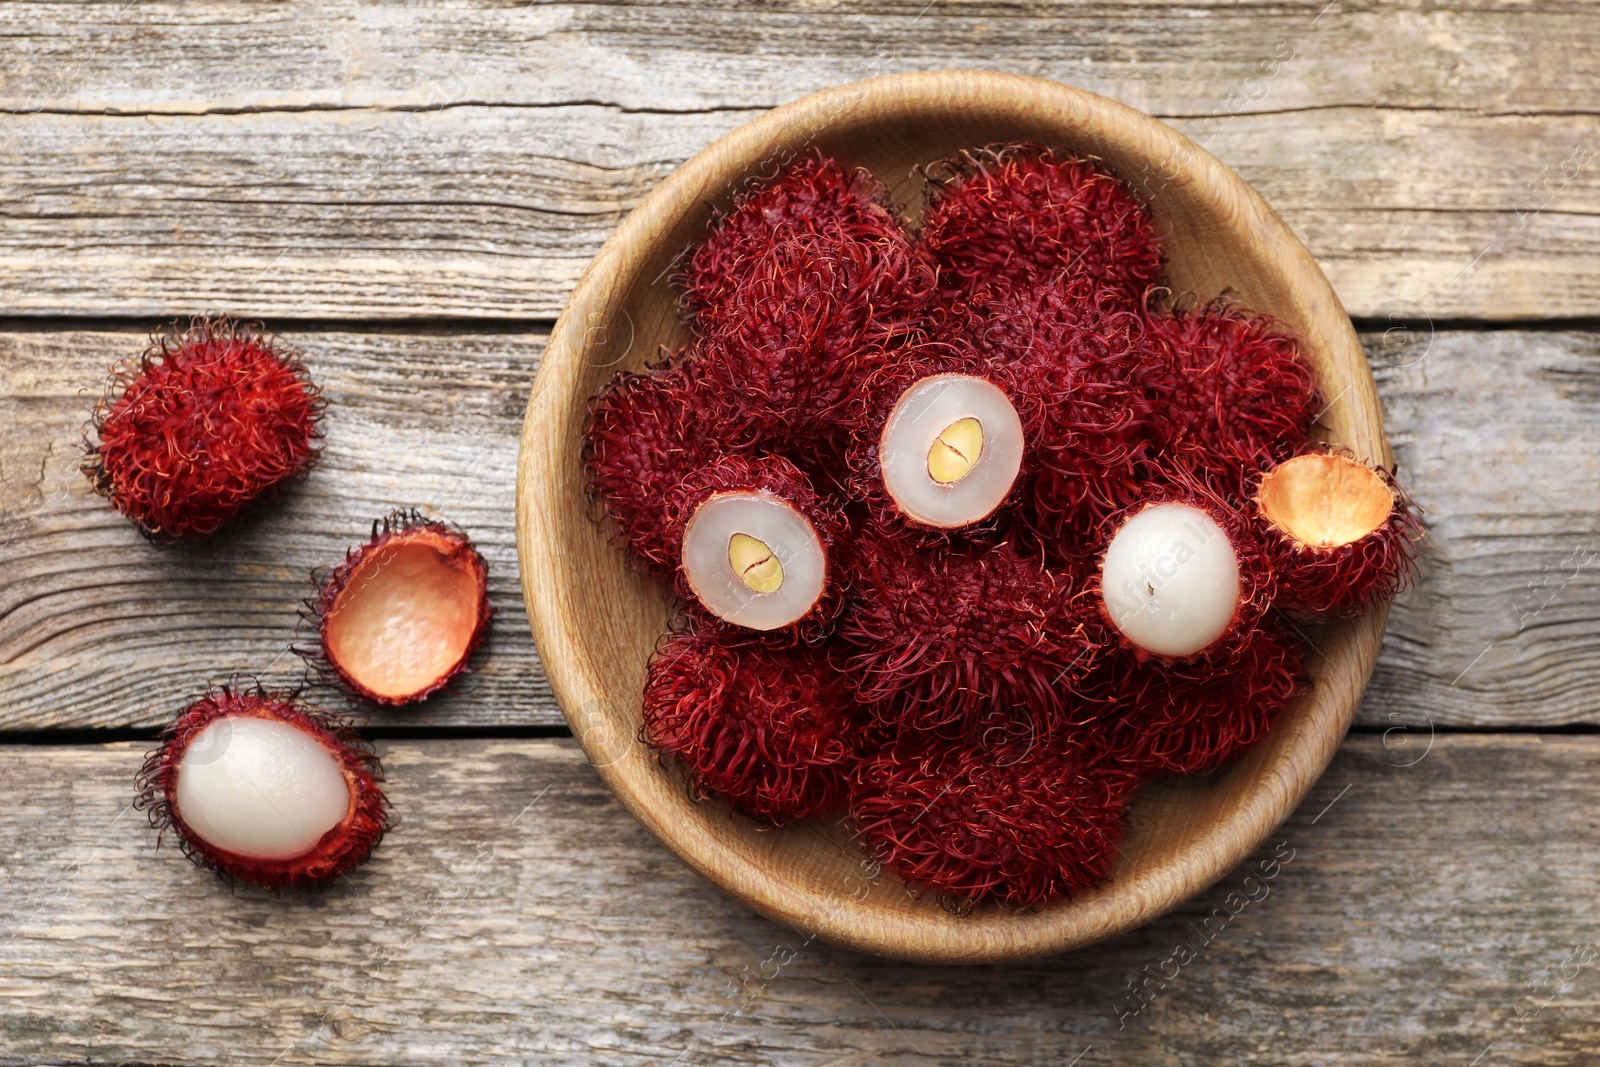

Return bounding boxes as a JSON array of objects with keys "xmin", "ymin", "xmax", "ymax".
[
  {"xmin": 642, "ymin": 619, "xmax": 860, "ymax": 824},
  {"xmin": 1144, "ymin": 301, "xmax": 1320, "ymax": 492},
  {"xmin": 668, "ymin": 454, "xmax": 846, "ymax": 634},
  {"xmin": 920, "ymin": 143, "xmax": 1165, "ymax": 308},
  {"xmin": 1254, "ymin": 449, "xmax": 1423, "ymax": 616},
  {"xmin": 834, "ymin": 527, "xmax": 1093, "ymax": 736},
  {"xmin": 850, "ymin": 733, "xmax": 1140, "ymax": 909},
  {"xmin": 1089, "ymin": 480, "xmax": 1275, "ymax": 664},
  {"xmin": 134, "ymin": 682, "xmax": 388, "ymax": 889},
  {"xmin": 305, "ymin": 510, "xmax": 492, "ymax": 706},
  {"xmin": 82, "ymin": 316, "xmax": 323, "ymax": 540},
  {"xmin": 1087, "ymin": 623, "xmax": 1305, "ymax": 776}
]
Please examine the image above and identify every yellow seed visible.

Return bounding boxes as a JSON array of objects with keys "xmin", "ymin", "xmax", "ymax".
[
  {"xmin": 728, "ymin": 533, "xmax": 784, "ymax": 594},
  {"xmin": 927, "ymin": 417, "xmax": 984, "ymax": 485}
]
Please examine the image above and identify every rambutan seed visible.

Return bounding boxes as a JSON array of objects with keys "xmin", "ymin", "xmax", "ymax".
[
  {"xmin": 1255, "ymin": 450, "xmax": 1423, "ymax": 616},
  {"xmin": 305, "ymin": 510, "xmax": 493, "ymax": 706},
  {"xmin": 1098, "ymin": 502, "xmax": 1243, "ymax": 659},
  {"xmin": 134, "ymin": 682, "xmax": 389, "ymax": 889},
  {"xmin": 83, "ymin": 316, "xmax": 323, "ymax": 541},
  {"xmin": 877, "ymin": 373, "xmax": 1025, "ymax": 529}
]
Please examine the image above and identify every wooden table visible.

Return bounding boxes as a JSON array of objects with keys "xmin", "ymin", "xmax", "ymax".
[{"xmin": 3, "ymin": 3, "xmax": 1597, "ymax": 1063}]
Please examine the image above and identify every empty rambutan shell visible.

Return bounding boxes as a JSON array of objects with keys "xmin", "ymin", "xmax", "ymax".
[
  {"xmin": 642, "ymin": 620, "xmax": 860, "ymax": 824},
  {"xmin": 82, "ymin": 316, "xmax": 323, "ymax": 540},
  {"xmin": 1144, "ymin": 302, "xmax": 1320, "ymax": 491},
  {"xmin": 308, "ymin": 510, "xmax": 492, "ymax": 706},
  {"xmin": 835, "ymin": 528, "xmax": 1094, "ymax": 736},
  {"xmin": 134, "ymin": 682, "xmax": 388, "ymax": 888},
  {"xmin": 1090, "ymin": 623, "xmax": 1305, "ymax": 776},
  {"xmin": 850, "ymin": 734, "xmax": 1140, "ymax": 909},
  {"xmin": 668, "ymin": 454, "xmax": 846, "ymax": 633},
  {"xmin": 1254, "ymin": 450, "xmax": 1423, "ymax": 616},
  {"xmin": 920, "ymin": 142, "xmax": 1165, "ymax": 308}
]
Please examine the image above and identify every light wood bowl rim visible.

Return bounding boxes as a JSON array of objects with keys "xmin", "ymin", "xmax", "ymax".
[{"xmin": 517, "ymin": 70, "xmax": 1386, "ymax": 963}]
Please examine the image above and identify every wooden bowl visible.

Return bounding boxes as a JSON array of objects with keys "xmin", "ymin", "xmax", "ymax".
[{"xmin": 517, "ymin": 70, "xmax": 1387, "ymax": 963}]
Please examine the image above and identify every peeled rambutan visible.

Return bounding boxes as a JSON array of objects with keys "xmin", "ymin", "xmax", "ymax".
[
  {"xmin": 1089, "ymin": 480, "xmax": 1275, "ymax": 664},
  {"xmin": 82, "ymin": 316, "xmax": 323, "ymax": 540},
  {"xmin": 134, "ymin": 681, "xmax": 389, "ymax": 889},
  {"xmin": 642, "ymin": 619, "xmax": 860, "ymax": 824},
  {"xmin": 850, "ymin": 733, "xmax": 1140, "ymax": 909},
  {"xmin": 1088, "ymin": 623, "xmax": 1305, "ymax": 776},
  {"xmin": 834, "ymin": 528, "xmax": 1093, "ymax": 736},
  {"xmin": 1144, "ymin": 301, "xmax": 1320, "ymax": 492},
  {"xmin": 668, "ymin": 454, "xmax": 847, "ymax": 634},
  {"xmin": 1254, "ymin": 449, "xmax": 1423, "ymax": 617},
  {"xmin": 304, "ymin": 510, "xmax": 492, "ymax": 706},
  {"xmin": 920, "ymin": 143, "xmax": 1165, "ymax": 308}
]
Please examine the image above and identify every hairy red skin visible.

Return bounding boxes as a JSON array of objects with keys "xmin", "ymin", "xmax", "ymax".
[
  {"xmin": 83, "ymin": 316, "xmax": 323, "ymax": 541},
  {"xmin": 134, "ymin": 683, "xmax": 389, "ymax": 889},
  {"xmin": 1084, "ymin": 476, "xmax": 1278, "ymax": 666},
  {"xmin": 1144, "ymin": 302, "xmax": 1321, "ymax": 494},
  {"xmin": 661, "ymin": 453, "xmax": 848, "ymax": 634},
  {"xmin": 960, "ymin": 277, "xmax": 1163, "ymax": 559},
  {"xmin": 303, "ymin": 510, "xmax": 493, "ymax": 706},
  {"xmin": 1086, "ymin": 624, "xmax": 1306, "ymax": 776},
  {"xmin": 834, "ymin": 527, "xmax": 1095, "ymax": 737},
  {"xmin": 850, "ymin": 733, "xmax": 1140, "ymax": 909},
  {"xmin": 920, "ymin": 143, "xmax": 1165, "ymax": 309},
  {"xmin": 1255, "ymin": 449, "xmax": 1424, "ymax": 617},
  {"xmin": 643, "ymin": 620, "xmax": 861, "ymax": 824}
]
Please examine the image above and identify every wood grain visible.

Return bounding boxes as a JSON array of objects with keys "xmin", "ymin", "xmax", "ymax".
[
  {"xmin": 0, "ymin": 2, "xmax": 1596, "ymax": 321},
  {"xmin": 1, "ymin": 733, "xmax": 1594, "ymax": 1065},
  {"xmin": 6, "ymin": 326, "xmax": 1600, "ymax": 733}
]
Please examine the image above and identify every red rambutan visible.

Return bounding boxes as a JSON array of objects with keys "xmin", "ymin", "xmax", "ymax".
[
  {"xmin": 305, "ymin": 510, "xmax": 492, "ymax": 706},
  {"xmin": 82, "ymin": 316, "xmax": 323, "ymax": 540},
  {"xmin": 920, "ymin": 143, "xmax": 1165, "ymax": 308},
  {"xmin": 834, "ymin": 528, "xmax": 1094, "ymax": 736},
  {"xmin": 1144, "ymin": 301, "xmax": 1320, "ymax": 492},
  {"xmin": 134, "ymin": 681, "xmax": 389, "ymax": 889},
  {"xmin": 642, "ymin": 620, "xmax": 860, "ymax": 824},
  {"xmin": 850, "ymin": 733, "xmax": 1140, "ymax": 909},
  {"xmin": 1254, "ymin": 449, "xmax": 1423, "ymax": 616}
]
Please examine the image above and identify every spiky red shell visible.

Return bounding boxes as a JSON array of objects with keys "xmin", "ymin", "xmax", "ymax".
[
  {"xmin": 133, "ymin": 683, "xmax": 388, "ymax": 888},
  {"xmin": 834, "ymin": 528, "xmax": 1094, "ymax": 736},
  {"xmin": 1087, "ymin": 624, "xmax": 1305, "ymax": 776},
  {"xmin": 306, "ymin": 510, "xmax": 492, "ymax": 706},
  {"xmin": 1085, "ymin": 480, "xmax": 1278, "ymax": 666},
  {"xmin": 82, "ymin": 317, "xmax": 323, "ymax": 541},
  {"xmin": 850, "ymin": 734, "xmax": 1139, "ymax": 909},
  {"xmin": 920, "ymin": 143, "xmax": 1164, "ymax": 309},
  {"xmin": 642, "ymin": 620, "xmax": 860, "ymax": 823},
  {"xmin": 1256, "ymin": 451, "xmax": 1424, "ymax": 617},
  {"xmin": 1144, "ymin": 302, "xmax": 1320, "ymax": 492}
]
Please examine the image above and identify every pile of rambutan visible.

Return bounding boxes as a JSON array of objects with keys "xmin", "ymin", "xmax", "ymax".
[{"xmin": 585, "ymin": 146, "xmax": 1423, "ymax": 910}]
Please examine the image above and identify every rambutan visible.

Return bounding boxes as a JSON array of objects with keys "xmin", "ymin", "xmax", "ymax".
[
  {"xmin": 1089, "ymin": 624, "xmax": 1305, "ymax": 776},
  {"xmin": 850, "ymin": 733, "xmax": 1140, "ymax": 909},
  {"xmin": 920, "ymin": 143, "xmax": 1164, "ymax": 308},
  {"xmin": 82, "ymin": 316, "xmax": 323, "ymax": 540},
  {"xmin": 134, "ymin": 681, "xmax": 389, "ymax": 889},
  {"xmin": 305, "ymin": 510, "xmax": 492, "ymax": 706},
  {"xmin": 670, "ymin": 454, "xmax": 846, "ymax": 633},
  {"xmin": 642, "ymin": 620, "xmax": 860, "ymax": 824},
  {"xmin": 1254, "ymin": 449, "xmax": 1423, "ymax": 616},
  {"xmin": 834, "ymin": 528, "xmax": 1093, "ymax": 736},
  {"xmin": 1144, "ymin": 301, "xmax": 1320, "ymax": 492},
  {"xmin": 1090, "ymin": 482, "xmax": 1275, "ymax": 663}
]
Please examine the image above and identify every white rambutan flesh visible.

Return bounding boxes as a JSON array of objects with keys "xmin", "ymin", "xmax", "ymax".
[
  {"xmin": 878, "ymin": 373, "xmax": 1024, "ymax": 528},
  {"xmin": 682, "ymin": 491, "xmax": 827, "ymax": 630},
  {"xmin": 1100, "ymin": 502, "xmax": 1242, "ymax": 658},
  {"xmin": 174, "ymin": 716, "xmax": 352, "ymax": 862}
]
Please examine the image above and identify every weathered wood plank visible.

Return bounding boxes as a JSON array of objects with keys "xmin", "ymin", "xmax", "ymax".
[
  {"xmin": 4, "ymin": 327, "xmax": 1599, "ymax": 731},
  {"xmin": 0, "ymin": 2, "xmax": 1596, "ymax": 320},
  {"xmin": 1, "ymin": 734, "xmax": 1594, "ymax": 1065}
]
